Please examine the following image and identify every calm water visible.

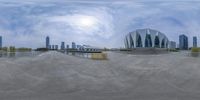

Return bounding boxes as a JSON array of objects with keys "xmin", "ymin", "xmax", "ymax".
[
  {"xmin": 59, "ymin": 51, "xmax": 92, "ymax": 59},
  {"xmin": 0, "ymin": 51, "xmax": 44, "ymax": 58},
  {"xmin": 0, "ymin": 51, "xmax": 101, "ymax": 59}
]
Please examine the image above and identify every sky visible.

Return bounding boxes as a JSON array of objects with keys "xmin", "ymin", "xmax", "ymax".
[{"xmin": 0, "ymin": 0, "xmax": 200, "ymax": 48}]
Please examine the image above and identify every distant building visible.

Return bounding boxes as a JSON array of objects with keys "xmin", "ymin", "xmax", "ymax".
[
  {"xmin": 66, "ymin": 45, "xmax": 69, "ymax": 49},
  {"xmin": 61, "ymin": 42, "xmax": 65, "ymax": 50},
  {"xmin": 82, "ymin": 45, "xmax": 100, "ymax": 52},
  {"xmin": 72, "ymin": 42, "xmax": 76, "ymax": 49},
  {"xmin": 0, "ymin": 36, "xmax": 2, "ymax": 48},
  {"xmin": 179, "ymin": 34, "xmax": 188, "ymax": 50},
  {"xmin": 52, "ymin": 45, "xmax": 54, "ymax": 50},
  {"xmin": 76, "ymin": 45, "xmax": 82, "ymax": 49},
  {"xmin": 46, "ymin": 36, "xmax": 50, "ymax": 49},
  {"xmin": 55, "ymin": 45, "xmax": 58, "ymax": 50},
  {"xmin": 169, "ymin": 41, "xmax": 176, "ymax": 49},
  {"xmin": 193, "ymin": 36, "xmax": 197, "ymax": 47}
]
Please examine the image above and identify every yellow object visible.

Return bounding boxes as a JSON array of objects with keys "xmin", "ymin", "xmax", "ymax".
[
  {"xmin": 91, "ymin": 53, "xmax": 107, "ymax": 60},
  {"xmin": 191, "ymin": 47, "xmax": 200, "ymax": 52}
]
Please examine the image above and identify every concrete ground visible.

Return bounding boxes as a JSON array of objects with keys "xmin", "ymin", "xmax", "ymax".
[{"xmin": 0, "ymin": 51, "xmax": 200, "ymax": 100}]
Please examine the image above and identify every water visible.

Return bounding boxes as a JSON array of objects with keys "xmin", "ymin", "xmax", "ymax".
[
  {"xmin": 0, "ymin": 51, "xmax": 99, "ymax": 59},
  {"xmin": 0, "ymin": 51, "xmax": 44, "ymax": 58},
  {"xmin": 59, "ymin": 51, "xmax": 92, "ymax": 59}
]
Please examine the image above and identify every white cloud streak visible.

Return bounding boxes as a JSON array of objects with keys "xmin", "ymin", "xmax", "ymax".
[{"xmin": 0, "ymin": 1, "xmax": 200, "ymax": 48}]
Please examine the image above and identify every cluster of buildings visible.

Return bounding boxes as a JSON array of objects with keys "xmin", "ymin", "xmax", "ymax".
[
  {"xmin": 45, "ymin": 36, "xmax": 100, "ymax": 52},
  {"xmin": 45, "ymin": 36, "xmax": 60, "ymax": 50},
  {"xmin": 178, "ymin": 34, "xmax": 198, "ymax": 50},
  {"xmin": 0, "ymin": 31, "xmax": 199, "ymax": 51},
  {"xmin": 124, "ymin": 28, "xmax": 198, "ymax": 50}
]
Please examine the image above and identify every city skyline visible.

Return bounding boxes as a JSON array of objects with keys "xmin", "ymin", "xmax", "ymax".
[{"xmin": 0, "ymin": 0, "xmax": 200, "ymax": 48}]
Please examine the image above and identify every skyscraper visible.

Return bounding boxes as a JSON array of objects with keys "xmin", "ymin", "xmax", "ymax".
[
  {"xmin": 46, "ymin": 36, "xmax": 50, "ymax": 49},
  {"xmin": 61, "ymin": 42, "xmax": 65, "ymax": 50},
  {"xmin": 179, "ymin": 34, "xmax": 188, "ymax": 50},
  {"xmin": 0, "ymin": 36, "xmax": 2, "ymax": 48},
  {"xmin": 169, "ymin": 41, "xmax": 176, "ymax": 49},
  {"xmin": 66, "ymin": 45, "xmax": 69, "ymax": 49},
  {"xmin": 72, "ymin": 42, "xmax": 76, "ymax": 49},
  {"xmin": 193, "ymin": 36, "xmax": 197, "ymax": 47}
]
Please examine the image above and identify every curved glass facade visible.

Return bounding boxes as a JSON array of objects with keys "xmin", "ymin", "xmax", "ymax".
[{"xmin": 125, "ymin": 29, "xmax": 169, "ymax": 48}]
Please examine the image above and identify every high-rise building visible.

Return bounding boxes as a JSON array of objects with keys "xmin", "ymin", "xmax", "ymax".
[
  {"xmin": 66, "ymin": 45, "xmax": 69, "ymax": 49},
  {"xmin": 179, "ymin": 34, "xmax": 188, "ymax": 50},
  {"xmin": 61, "ymin": 42, "xmax": 65, "ymax": 50},
  {"xmin": 0, "ymin": 36, "xmax": 2, "ymax": 48},
  {"xmin": 169, "ymin": 41, "xmax": 176, "ymax": 49},
  {"xmin": 46, "ymin": 36, "xmax": 50, "ymax": 49},
  {"xmin": 55, "ymin": 45, "xmax": 58, "ymax": 50},
  {"xmin": 72, "ymin": 42, "xmax": 76, "ymax": 49},
  {"xmin": 193, "ymin": 36, "xmax": 197, "ymax": 47}
]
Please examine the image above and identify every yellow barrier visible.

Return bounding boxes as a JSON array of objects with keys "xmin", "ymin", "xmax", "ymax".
[{"xmin": 91, "ymin": 53, "xmax": 107, "ymax": 60}]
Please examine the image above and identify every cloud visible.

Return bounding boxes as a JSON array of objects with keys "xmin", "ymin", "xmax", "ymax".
[{"xmin": 0, "ymin": 1, "xmax": 200, "ymax": 48}]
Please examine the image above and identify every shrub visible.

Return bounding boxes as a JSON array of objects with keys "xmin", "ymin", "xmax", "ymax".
[
  {"xmin": 191, "ymin": 47, "xmax": 200, "ymax": 57},
  {"xmin": 191, "ymin": 47, "xmax": 200, "ymax": 52},
  {"xmin": 35, "ymin": 48, "xmax": 48, "ymax": 51},
  {"xmin": 169, "ymin": 49, "xmax": 179, "ymax": 52},
  {"xmin": 91, "ymin": 53, "xmax": 107, "ymax": 60}
]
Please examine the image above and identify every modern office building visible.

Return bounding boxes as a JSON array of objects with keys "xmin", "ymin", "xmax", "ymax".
[
  {"xmin": 46, "ymin": 36, "xmax": 50, "ymax": 49},
  {"xmin": 179, "ymin": 34, "xmax": 188, "ymax": 50},
  {"xmin": 55, "ymin": 45, "xmax": 58, "ymax": 50},
  {"xmin": 0, "ymin": 36, "xmax": 2, "ymax": 48},
  {"xmin": 124, "ymin": 28, "xmax": 169, "ymax": 48},
  {"xmin": 193, "ymin": 36, "xmax": 197, "ymax": 47},
  {"xmin": 72, "ymin": 42, "xmax": 76, "ymax": 49},
  {"xmin": 61, "ymin": 42, "xmax": 65, "ymax": 50},
  {"xmin": 66, "ymin": 45, "xmax": 69, "ymax": 49},
  {"xmin": 169, "ymin": 41, "xmax": 176, "ymax": 49}
]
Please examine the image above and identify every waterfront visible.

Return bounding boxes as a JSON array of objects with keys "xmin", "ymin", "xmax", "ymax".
[
  {"xmin": 0, "ymin": 51, "xmax": 43, "ymax": 58},
  {"xmin": 0, "ymin": 51, "xmax": 200, "ymax": 100},
  {"xmin": 0, "ymin": 50, "xmax": 104, "ymax": 59}
]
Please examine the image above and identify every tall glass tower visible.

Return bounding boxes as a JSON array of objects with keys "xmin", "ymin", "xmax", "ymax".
[
  {"xmin": 179, "ymin": 34, "xmax": 188, "ymax": 50},
  {"xmin": 61, "ymin": 42, "xmax": 65, "ymax": 50},
  {"xmin": 46, "ymin": 36, "xmax": 50, "ymax": 49},
  {"xmin": 72, "ymin": 42, "xmax": 76, "ymax": 49},
  {"xmin": 66, "ymin": 45, "xmax": 69, "ymax": 49},
  {"xmin": 0, "ymin": 36, "xmax": 2, "ymax": 48},
  {"xmin": 193, "ymin": 36, "xmax": 197, "ymax": 47}
]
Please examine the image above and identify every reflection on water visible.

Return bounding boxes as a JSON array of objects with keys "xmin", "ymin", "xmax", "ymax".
[
  {"xmin": 0, "ymin": 51, "xmax": 43, "ymax": 58},
  {"xmin": 60, "ymin": 51, "xmax": 92, "ymax": 59},
  {"xmin": 0, "ymin": 51, "xmax": 102, "ymax": 59}
]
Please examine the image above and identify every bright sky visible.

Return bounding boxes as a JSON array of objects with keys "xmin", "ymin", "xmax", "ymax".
[{"xmin": 0, "ymin": 0, "xmax": 200, "ymax": 48}]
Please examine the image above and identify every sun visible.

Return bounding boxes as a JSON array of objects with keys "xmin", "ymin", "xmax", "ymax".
[{"xmin": 79, "ymin": 16, "xmax": 96, "ymax": 27}]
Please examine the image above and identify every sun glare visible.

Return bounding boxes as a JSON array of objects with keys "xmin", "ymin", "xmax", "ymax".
[{"xmin": 79, "ymin": 16, "xmax": 96, "ymax": 27}]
